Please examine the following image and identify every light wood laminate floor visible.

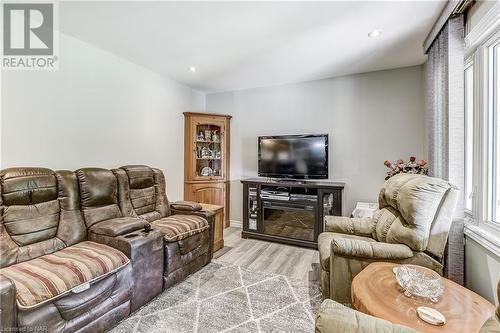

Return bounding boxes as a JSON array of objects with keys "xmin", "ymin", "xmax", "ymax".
[{"xmin": 215, "ymin": 227, "xmax": 320, "ymax": 282}]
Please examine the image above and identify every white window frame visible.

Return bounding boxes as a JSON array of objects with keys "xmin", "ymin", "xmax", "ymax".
[
  {"xmin": 464, "ymin": 59, "xmax": 474, "ymax": 216},
  {"xmin": 488, "ymin": 38, "xmax": 500, "ymax": 224},
  {"xmin": 464, "ymin": 3, "xmax": 500, "ymax": 255}
]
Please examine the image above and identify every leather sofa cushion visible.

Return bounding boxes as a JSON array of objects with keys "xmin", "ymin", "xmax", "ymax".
[
  {"xmin": 1, "ymin": 168, "xmax": 61, "ymax": 249},
  {"xmin": 76, "ymin": 168, "xmax": 122, "ymax": 227},
  {"xmin": 3, "ymin": 200, "xmax": 60, "ymax": 246},
  {"xmin": 89, "ymin": 217, "xmax": 145, "ymax": 237},
  {"xmin": 119, "ymin": 165, "xmax": 171, "ymax": 220},
  {"xmin": 151, "ymin": 215, "xmax": 209, "ymax": 242},
  {"xmin": 0, "ymin": 167, "xmax": 57, "ymax": 206},
  {"xmin": 129, "ymin": 186, "xmax": 156, "ymax": 216},
  {"xmin": 1, "ymin": 168, "xmax": 87, "ymax": 269},
  {"xmin": 121, "ymin": 165, "xmax": 154, "ymax": 189},
  {"xmin": 121, "ymin": 165, "xmax": 156, "ymax": 216},
  {"xmin": 0, "ymin": 241, "xmax": 129, "ymax": 309}
]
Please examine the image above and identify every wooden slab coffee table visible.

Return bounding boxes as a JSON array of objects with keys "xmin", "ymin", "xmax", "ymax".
[{"xmin": 351, "ymin": 262, "xmax": 495, "ymax": 332}]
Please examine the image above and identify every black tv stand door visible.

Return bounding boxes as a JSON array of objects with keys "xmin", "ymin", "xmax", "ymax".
[{"xmin": 241, "ymin": 178, "xmax": 344, "ymax": 249}]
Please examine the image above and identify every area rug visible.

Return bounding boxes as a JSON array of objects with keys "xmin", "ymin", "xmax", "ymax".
[{"xmin": 109, "ymin": 260, "xmax": 322, "ymax": 333}]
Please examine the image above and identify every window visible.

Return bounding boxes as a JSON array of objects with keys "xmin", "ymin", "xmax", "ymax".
[
  {"xmin": 463, "ymin": 4, "xmax": 500, "ymax": 255},
  {"xmin": 464, "ymin": 22, "xmax": 500, "ymax": 227},
  {"xmin": 465, "ymin": 63, "xmax": 474, "ymax": 212}
]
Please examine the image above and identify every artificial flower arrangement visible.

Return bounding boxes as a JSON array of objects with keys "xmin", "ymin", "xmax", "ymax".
[{"xmin": 383, "ymin": 156, "xmax": 428, "ymax": 180}]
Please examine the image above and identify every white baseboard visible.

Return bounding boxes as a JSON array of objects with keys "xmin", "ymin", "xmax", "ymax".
[{"xmin": 230, "ymin": 219, "xmax": 243, "ymax": 228}]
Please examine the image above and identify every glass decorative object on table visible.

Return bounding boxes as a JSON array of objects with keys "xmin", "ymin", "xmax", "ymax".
[{"xmin": 395, "ymin": 265, "xmax": 444, "ymax": 303}]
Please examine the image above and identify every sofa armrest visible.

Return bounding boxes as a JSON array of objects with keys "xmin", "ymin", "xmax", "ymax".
[
  {"xmin": 0, "ymin": 275, "xmax": 16, "ymax": 330},
  {"xmin": 88, "ymin": 230, "xmax": 164, "ymax": 311},
  {"xmin": 171, "ymin": 208, "xmax": 215, "ymax": 223},
  {"xmin": 324, "ymin": 216, "xmax": 375, "ymax": 237},
  {"xmin": 315, "ymin": 299, "xmax": 418, "ymax": 333},
  {"xmin": 331, "ymin": 237, "xmax": 414, "ymax": 260},
  {"xmin": 89, "ymin": 217, "xmax": 146, "ymax": 237},
  {"xmin": 170, "ymin": 201, "xmax": 202, "ymax": 212},
  {"xmin": 89, "ymin": 230, "xmax": 161, "ymax": 262}
]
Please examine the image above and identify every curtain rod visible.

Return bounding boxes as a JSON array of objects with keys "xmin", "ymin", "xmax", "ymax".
[{"xmin": 423, "ymin": 0, "xmax": 471, "ymax": 54}]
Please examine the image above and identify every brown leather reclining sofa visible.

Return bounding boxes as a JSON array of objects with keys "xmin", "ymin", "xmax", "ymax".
[{"xmin": 0, "ymin": 165, "xmax": 214, "ymax": 333}]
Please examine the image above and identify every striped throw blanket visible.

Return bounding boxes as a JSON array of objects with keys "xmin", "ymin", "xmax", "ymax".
[
  {"xmin": 152, "ymin": 214, "xmax": 209, "ymax": 242},
  {"xmin": 0, "ymin": 241, "xmax": 129, "ymax": 309}
]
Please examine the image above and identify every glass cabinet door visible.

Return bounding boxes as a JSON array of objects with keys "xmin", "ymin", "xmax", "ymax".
[{"xmin": 193, "ymin": 122, "xmax": 224, "ymax": 180}]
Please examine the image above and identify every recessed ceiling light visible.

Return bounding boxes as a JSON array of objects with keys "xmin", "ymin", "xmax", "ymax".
[
  {"xmin": 188, "ymin": 66, "xmax": 196, "ymax": 72},
  {"xmin": 368, "ymin": 30, "xmax": 382, "ymax": 38}
]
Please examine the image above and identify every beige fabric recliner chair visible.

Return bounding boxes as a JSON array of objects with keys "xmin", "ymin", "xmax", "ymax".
[
  {"xmin": 318, "ymin": 173, "xmax": 459, "ymax": 304},
  {"xmin": 315, "ymin": 279, "xmax": 500, "ymax": 333}
]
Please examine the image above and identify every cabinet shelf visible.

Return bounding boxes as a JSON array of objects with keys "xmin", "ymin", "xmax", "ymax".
[
  {"xmin": 196, "ymin": 158, "xmax": 221, "ymax": 160},
  {"xmin": 196, "ymin": 141, "xmax": 221, "ymax": 144}
]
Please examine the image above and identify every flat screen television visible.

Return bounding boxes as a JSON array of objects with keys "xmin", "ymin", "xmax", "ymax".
[{"xmin": 258, "ymin": 134, "xmax": 328, "ymax": 179}]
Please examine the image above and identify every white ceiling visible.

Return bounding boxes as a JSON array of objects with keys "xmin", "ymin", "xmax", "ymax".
[{"xmin": 59, "ymin": 1, "xmax": 446, "ymax": 93}]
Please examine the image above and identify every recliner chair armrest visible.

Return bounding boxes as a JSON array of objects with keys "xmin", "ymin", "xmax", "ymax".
[
  {"xmin": 331, "ymin": 237, "xmax": 414, "ymax": 260},
  {"xmin": 0, "ymin": 275, "xmax": 16, "ymax": 330},
  {"xmin": 324, "ymin": 216, "xmax": 375, "ymax": 237},
  {"xmin": 315, "ymin": 299, "xmax": 418, "ymax": 333},
  {"xmin": 170, "ymin": 201, "xmax": 203, "ymax": 212},
  {"xmin": 89, "ymin": 217, "xmax": 146, "ymax": 237}
]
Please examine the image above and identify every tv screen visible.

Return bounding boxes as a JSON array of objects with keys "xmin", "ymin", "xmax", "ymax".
[{"xmin": 258, "ymin": 134, "xmax": 328, "ymax": 179}]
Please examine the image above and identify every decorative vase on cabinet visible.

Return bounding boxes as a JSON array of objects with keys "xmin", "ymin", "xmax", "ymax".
[{"xmin": 184, "ymin": 112, "xmax": 231, "ymax": 228}]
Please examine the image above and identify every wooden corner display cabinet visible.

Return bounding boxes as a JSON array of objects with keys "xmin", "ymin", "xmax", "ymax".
[{"xmin": 183, "ymin": 112, "xmax": 231, "ymax": 228}]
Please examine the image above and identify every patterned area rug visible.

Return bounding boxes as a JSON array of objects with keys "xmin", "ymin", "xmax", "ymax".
[{"xmin": 109, "ymin": 260, "xmax": 322, "ymax": 333}]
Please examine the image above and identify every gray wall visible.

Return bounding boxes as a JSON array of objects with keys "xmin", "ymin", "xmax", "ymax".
[
  {"xmin": 206, "ymin": 66, "xmax": 426, "ymax": 224},
  {"xmin": 465, "ymin": 237, "xmax": 500, "ymax": 304},
  {"xmin": 1, "ymin": 32, "xmax": 205, "ymax": 202}
]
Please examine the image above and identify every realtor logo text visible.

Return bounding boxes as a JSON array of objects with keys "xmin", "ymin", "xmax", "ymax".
[{"xmin": 2, "ymin": 2, "xmax": 59, "ymax": 70}]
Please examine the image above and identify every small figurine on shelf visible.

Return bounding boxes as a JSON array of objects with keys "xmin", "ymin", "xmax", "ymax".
[
  {"xmin": 197, "ymin": 132, "xmax": 205, "ymax": 141},
  {"xmin": 205, "ymin": 130, "xmax": 212, "ymax": 141},
  {"xmin": 212, "ymin": 130, "xmax": 219, "ymax": 142},
  {"xmin": 215, "ymin": 151, "xmax": 221, "ymax": 159},
  {"xmin": 201, "ymin": 147, "xmax": 210, "ymax": 158},
  {"xmin": 196, "ymin": 146, "xmax": 202, "ymax": 158}
]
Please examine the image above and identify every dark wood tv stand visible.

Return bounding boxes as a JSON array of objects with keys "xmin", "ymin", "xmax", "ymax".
[{"xmin": 241, "ymin": 178, "xmax": 345, "ymax": 248}]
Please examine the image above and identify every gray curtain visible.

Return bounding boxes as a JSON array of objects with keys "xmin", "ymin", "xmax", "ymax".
[{"xmin": 424, "ymin": 15, "xmax": 465, "ymax": 285}]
